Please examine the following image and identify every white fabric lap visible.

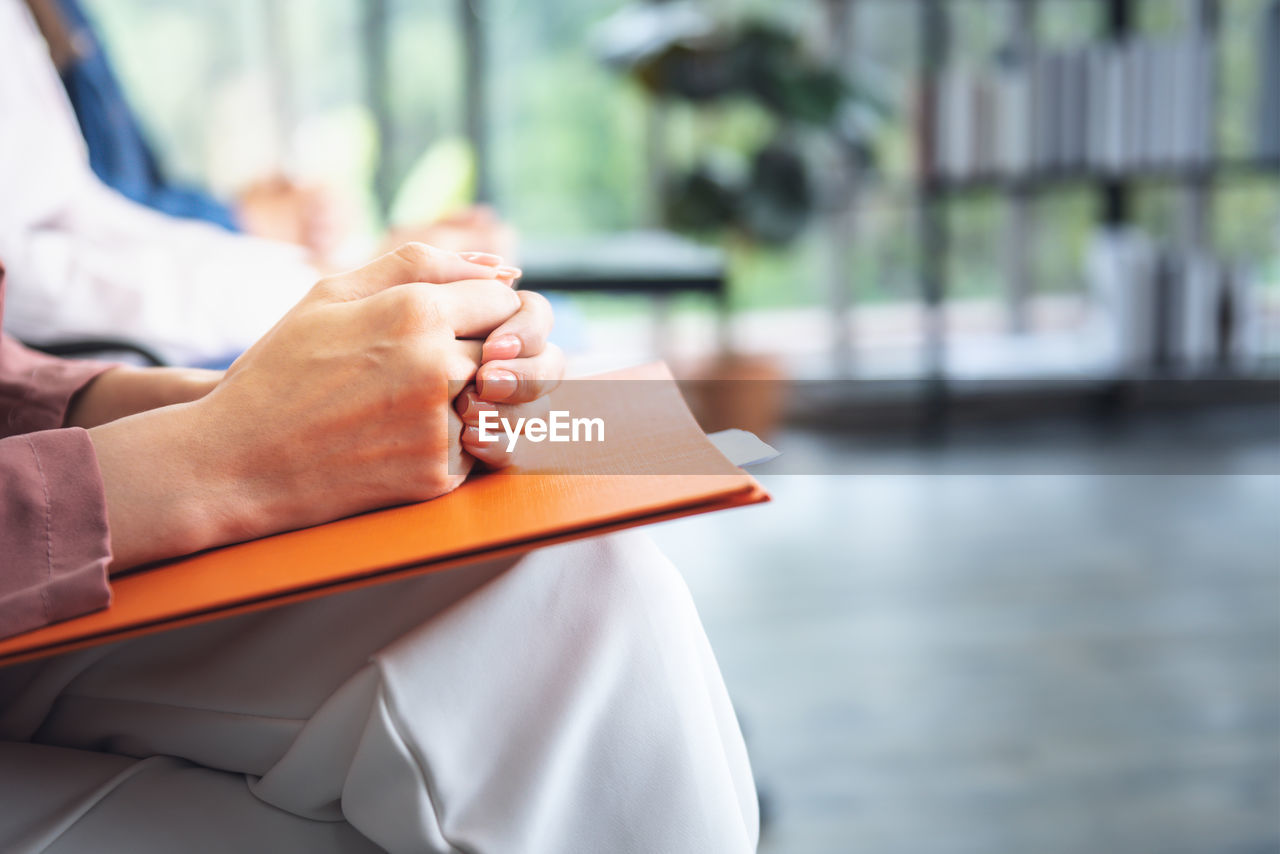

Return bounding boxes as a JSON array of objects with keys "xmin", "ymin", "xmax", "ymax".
[
  {"xmin": 0, "ymin": 742, "xmax": 382, "ymax": 854},
  {"xmin": 0, "ymin": 533, "xmax": 758, "ymax": 854}
]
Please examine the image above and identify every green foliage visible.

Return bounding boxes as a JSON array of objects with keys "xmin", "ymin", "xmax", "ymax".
[
  {"xmin": 491, "ymin": 50, "xmax": 649, "ymax": 235},
  {"xmin": 389, "ymin": 137, "xmax": 476, "ymax": 226},
  {"xmin": 602, "ymin": 8, "xmax": 883, "ymax": 249}
]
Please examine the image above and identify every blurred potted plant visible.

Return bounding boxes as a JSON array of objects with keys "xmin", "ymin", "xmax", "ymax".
[
  {"xmin": 594, "ymin": 1, "xmax": 886, "ymax": 434},
  {"xmin": 594, "ymin": 0, "xmax": 885, "ymax": 249}
]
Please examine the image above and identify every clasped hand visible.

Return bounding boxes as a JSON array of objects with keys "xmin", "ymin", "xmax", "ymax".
[{"xmin": 87, "ymin": 243, "xmax": 563, "ymax": 570}]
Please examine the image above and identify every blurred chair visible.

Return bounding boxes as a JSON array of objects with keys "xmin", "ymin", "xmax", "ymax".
[{"xmin": 22, "ymin": 338, "xmax": 167, "ymax": 367}]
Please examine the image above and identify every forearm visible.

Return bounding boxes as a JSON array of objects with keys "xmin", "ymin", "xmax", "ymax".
[
  {"xmin": 66, "ymin": 366, "xmax": 223, "ymax": 428},
  {"xmin": 88, "ymin": 401, "xmax": 245, "ymax": 572}
]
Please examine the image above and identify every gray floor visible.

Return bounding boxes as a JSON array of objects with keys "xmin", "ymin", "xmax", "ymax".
[{"xmin": 651, "ymin": 413, "xmax": 1280, "ymax": 854}]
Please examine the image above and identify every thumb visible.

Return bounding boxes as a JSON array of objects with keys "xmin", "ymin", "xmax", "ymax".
[{"xmin": 313, "ymin": 242, "xmax": 504, "ymax": 302}]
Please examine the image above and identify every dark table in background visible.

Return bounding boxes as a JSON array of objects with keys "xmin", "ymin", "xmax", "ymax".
[{"xmin": 520, "ymin": 231, "xmax": 730, "ymax": 353}]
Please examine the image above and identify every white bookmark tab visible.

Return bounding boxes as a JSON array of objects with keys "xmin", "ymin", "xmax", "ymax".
[{"xmin": 708, "ymin": 429, "xmax": 781, "ymax": 469}]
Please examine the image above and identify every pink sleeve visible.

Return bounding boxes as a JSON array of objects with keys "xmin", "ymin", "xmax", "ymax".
[
  {"xmin": 1, "ymin": 268, "xmax": 116, "ymax": 639},
  {"xmin": 0, "ymin": 333, "xmax": 115, "ymax": 438},
  {"xmin": 0, "ymin": 429, "xmax": 112, "ymax": 640}
]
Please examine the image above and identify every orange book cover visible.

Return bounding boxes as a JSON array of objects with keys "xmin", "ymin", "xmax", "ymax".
[{"xmin": 0, "ymin": 363, "xmax": 769, "ymax": 665}]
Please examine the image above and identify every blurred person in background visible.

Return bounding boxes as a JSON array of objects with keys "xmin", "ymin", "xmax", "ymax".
[{"xmin": 3, "ymin": 0, "xmax": 515, "ymax": 367}]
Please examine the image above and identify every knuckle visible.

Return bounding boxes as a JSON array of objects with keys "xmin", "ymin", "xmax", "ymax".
[
  {"xmin": 394, "ymin": 241, "xmax": 438, "ymax": 274},
  {"xmin": 391, "ymin": 285, "xmax": 446, "ymax": 333},
  {"xmin": 521, "ymin": 290, "xmax": 552, "ymax": 314},
  {"xmin": 516, "ymin": 291, "xmax": 553, "ymax": 339},
  {"xmin": 310, "ymin": 275, "xmax": 340, "ymax": 299},
  {"xmin": 486, "ymin": 282, "xmax": 522, "ymax": 314},
  {"xmin": 416, "ymin": 458, "xmax": 452, "ymax": 495},
  {"xmin": 402, "ymin": 464, "xmax": 449, "ymax": 502},
  {"xmin": 499, "ymin": 293, "xmax": 523, "ymax": 320}
]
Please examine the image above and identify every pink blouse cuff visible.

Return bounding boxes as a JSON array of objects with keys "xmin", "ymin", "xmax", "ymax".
[
  {"xmin": 0, "ymin": 428, "xmax": 112, "ymax": 641},
  {"xmin": 1, "ymin": 348, "xmax": 115, "ymax": 436}
]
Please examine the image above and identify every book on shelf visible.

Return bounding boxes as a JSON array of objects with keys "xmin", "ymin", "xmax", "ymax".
[
  {"xmin": 920, "ymin": 24, "xmax": 1252, "ymax": 183},
  {"xmin": 1086, "ymin": 230, "xmax": 1259, "ymax": 373}
]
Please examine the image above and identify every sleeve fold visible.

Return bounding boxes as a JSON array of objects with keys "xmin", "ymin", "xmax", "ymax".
[{"xmin": 0, "ymin": 428, "xmax": 113, "ymax": 641}]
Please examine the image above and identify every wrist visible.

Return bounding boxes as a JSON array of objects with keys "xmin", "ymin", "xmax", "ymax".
[
  {"xmin": 67, "ymin": 367, "xmax": 224, "ymax": 429},
  {"xmin": 89, "ymin": 398, "xmax": 251, "ymax": 571},
  {"xmin": 160, "ymin": 368, "xmax": 224, "ymax": 414}
]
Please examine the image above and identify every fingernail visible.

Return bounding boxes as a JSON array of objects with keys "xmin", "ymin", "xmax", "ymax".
[
  {"xmin": 462, "ymin": 425, "xmax": 485, "ymax": 444},
  {"xmin": 455, "ymin": 390, "xmax": 478, "ymax": 420},
  {"xmin": 460, "ymin": 252, "xmax": 502, "ymax": 266},
  {"xmin": 496, "ymin": 265, "xmax": 523, "ymax": 280},
  {"xmin": 459, "ymin": 395, "xmax": 500, "ymax": 426},
  {"xmin": 484, "ymin": 334, "xmax": 521, "ymax": 361},
  {"xmin": 479, "ymin": 369, "xmax": 518, "ymax": 401}
]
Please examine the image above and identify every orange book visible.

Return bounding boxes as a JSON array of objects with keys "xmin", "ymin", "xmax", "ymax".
[{"xmin": 0, "ymin": 363, "xmax": 768, "ymax": 666}]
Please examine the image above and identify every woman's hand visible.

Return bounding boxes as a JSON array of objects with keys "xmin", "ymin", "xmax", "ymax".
[
  {"xmin": 88, "ymin": 243, "xmax": 523, "ymax": 572},
  {"xmin": 458, "ymin": 289, "xmax": 565, "ymax": 469}
]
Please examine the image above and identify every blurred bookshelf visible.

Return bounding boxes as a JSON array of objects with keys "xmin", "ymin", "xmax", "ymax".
[
  {"xmin": 892, "ymin": 0, "xmax": 1280, "ymax": 395},
  {"xmin": 918, "ymin": 158, "xmax": 1280, "ymax": 196},
  {"xmin": 450, "ymin": 0, "xmax": 1278, "ymax": 408}
]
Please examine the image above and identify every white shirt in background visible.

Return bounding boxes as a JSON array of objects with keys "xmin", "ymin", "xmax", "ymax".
[{"xmin": 0, "ymin": 0, "xmax": 317, "ymax": 365}]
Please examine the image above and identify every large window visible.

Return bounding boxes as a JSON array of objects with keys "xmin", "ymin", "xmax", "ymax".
[{"xmin": 78, "ymin": 0, "xmax": 1280, "ymax": 368}]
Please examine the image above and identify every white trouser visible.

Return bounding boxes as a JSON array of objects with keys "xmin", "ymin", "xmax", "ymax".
[{"xmin": 0, "ymin": 532, "xmax": 759, "ymax": 853}]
